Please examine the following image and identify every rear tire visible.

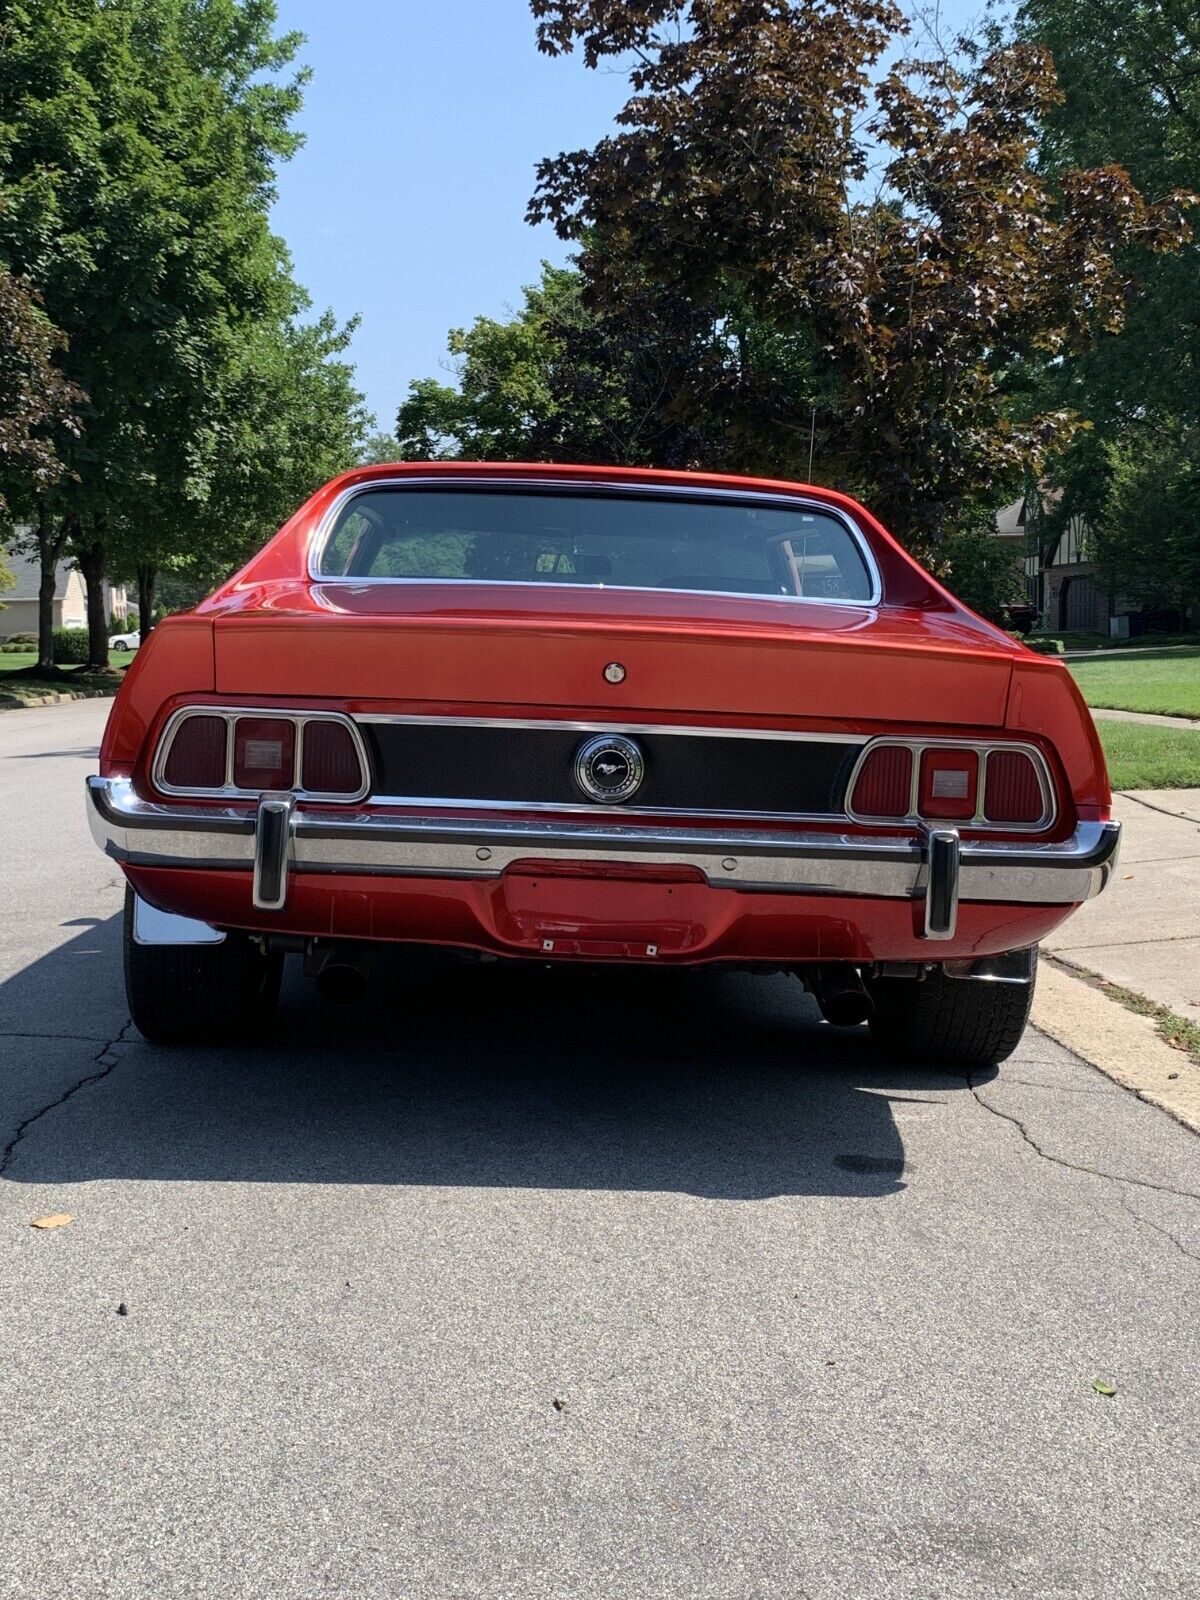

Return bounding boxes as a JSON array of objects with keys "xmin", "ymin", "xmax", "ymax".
[
  {"xmin": 867, "ymin": 960, "xmax": 1035, "ymax": 1070},
  {"xmin": 123, "ymin": 888, "xmax": 282, "ymax": 1045}
]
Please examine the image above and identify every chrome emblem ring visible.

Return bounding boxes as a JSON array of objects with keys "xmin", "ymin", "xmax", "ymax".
[{"xmin": 574, "ymin": 734, "xmax": 645, "ymax": 805}]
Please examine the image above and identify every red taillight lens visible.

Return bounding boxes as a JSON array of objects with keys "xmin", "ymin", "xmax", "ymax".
[
  {"xmin": 919, "ymin": 749, "xmax": 978, "ymax": 820},
  {"xmin": 162, "ymin": 715, "xmax": 226, "ymax": 789},
  {"xmin": 301, "ymin": 720, "xmax": 363, "ymax": 795},
  {"xmin": 851, "ymin": 745, "xmax": 913, "ymax": 817},
  {"xmin": 233, "ymin": 717, "xmax": 295, "ymax": 790},
  {"xmin": 984, "ymin": 750, "xmax": 1045, "ymax": 823}
]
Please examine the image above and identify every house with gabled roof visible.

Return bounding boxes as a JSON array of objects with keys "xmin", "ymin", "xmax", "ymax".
[{"xmin": 1, "ymin": 546, "xmax": 128, "ymax": 640}]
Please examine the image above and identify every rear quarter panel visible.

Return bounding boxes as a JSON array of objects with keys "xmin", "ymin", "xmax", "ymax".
[
  {"xmin": 1006, "ymin": 654, "xmax": 1111, "ymax": 819},
  {"xmin": 99, "ymin": 617, "xmax": 215, "ymax": 775}
]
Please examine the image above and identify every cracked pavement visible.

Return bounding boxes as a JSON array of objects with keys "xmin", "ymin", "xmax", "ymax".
[{"xmin": 1, "ymin": 700, "xmax": 1198, "ymax": 1600}]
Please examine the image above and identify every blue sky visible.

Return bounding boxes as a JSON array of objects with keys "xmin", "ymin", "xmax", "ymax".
[
  {"xmin": 271, "ymin": 0, "xmax": 627, "ymax": 433},
  {"xmin": 272, "ymin": 0, "xmax": 986, "ymax": 434}
]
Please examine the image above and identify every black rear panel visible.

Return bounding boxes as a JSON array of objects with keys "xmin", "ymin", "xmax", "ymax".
[{"xmin": 362, "ymin": 721, "xmax": 862, "ymax": 817}]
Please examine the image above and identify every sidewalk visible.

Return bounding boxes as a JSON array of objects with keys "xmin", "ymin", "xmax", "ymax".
[
  {"xmin": 1044, "ymin": 788, "xmax": 1200, "ymax": 1024},
  {"xmin": 1090, "ymin": 706, "xmax": 1200, "ymax": 730},
  {"xmin": 1062, "ymin": 643, "xmax": 1200, "ymax": 660}
]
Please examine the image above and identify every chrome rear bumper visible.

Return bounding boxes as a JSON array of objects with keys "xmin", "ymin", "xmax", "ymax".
[{"xmin": 87, "ymin": 777, "xmax": 1121, "ymax": 940}]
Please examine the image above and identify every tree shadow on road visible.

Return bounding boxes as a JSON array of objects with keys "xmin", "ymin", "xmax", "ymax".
[{"xmin": 0, "ymin": 915, "xmax": 992, "ymax": 1200}]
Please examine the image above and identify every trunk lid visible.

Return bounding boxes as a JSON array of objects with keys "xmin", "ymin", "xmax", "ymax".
[{"xmin": 211, "ymin": 583, "xmax": 1016, "ymax": 729}]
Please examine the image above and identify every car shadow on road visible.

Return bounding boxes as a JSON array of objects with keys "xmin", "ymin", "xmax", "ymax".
[{"xmin": 1, "ymin": 915, "xmax": 992, "ymax": 1200}]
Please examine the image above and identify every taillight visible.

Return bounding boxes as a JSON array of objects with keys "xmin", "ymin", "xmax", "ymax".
[
  {"xmin": 851, "ymin": 745, "xmax": 912, "ymax": 817},
  {"xmin": 301, "ymin": 720, "xmax": 363, "ymax": 795},
  {"xmin": 849, "ymin": 740, "xmax": 1052, "ymax": 829},
  {"xmin": 162, "ymin": 714, "xmax": 226, "ymax": 790},
  {"xmin": 918, "ymin": 748, "xmax": 978, "ymax": 820},
  {"xmin": 984, "ymin": 750, "xmax": 1044, "ymax": 823},
  {"xmin": 233, "ymin": 717, "xmax": 296, "ymax": 790},
  {"xmin": 157, "ymin": 711, "xmax": 367, "ymax": 799}
]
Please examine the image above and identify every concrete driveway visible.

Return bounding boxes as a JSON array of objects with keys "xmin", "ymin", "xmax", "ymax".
[{"xmin": 1, "ymin": 701, "xmax": 1198, "ymax": 1600}]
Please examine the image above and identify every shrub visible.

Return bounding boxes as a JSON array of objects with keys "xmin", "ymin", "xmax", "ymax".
[
  {"xmin": 4, "ymin": 631, "xmax": 36, "ymax": 645},
  {"xmin": 52, "ymin": 627, "xmax": 89, "ymax": 664},
  {"xmin": 1024, "ymin": 636, "xmax": 1066, "ymax": 655},
  {"xmin": 935, "ymin": 522, "xmax": 1026, "ymax": 625},
  {"xmin": 2, "ymin": 640, "xmax": 33, "ymax": 653}
]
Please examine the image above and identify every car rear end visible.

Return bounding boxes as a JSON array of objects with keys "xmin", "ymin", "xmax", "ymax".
[{"xmin": 88, "ymin": 466, "xmax": 1120, "ymax": 1059}]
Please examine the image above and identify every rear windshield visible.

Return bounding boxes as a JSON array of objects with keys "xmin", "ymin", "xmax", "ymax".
[{"xmin": 315, "ymin": 487, "xmax": 876, "ymax": 603}]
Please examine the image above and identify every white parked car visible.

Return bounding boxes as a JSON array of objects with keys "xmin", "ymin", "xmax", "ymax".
[{"xmin": 110, "ymin": 631, "xmax": 141, "ymax": 651}]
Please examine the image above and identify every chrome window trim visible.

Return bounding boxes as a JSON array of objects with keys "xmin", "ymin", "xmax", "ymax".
[
  {"xmin": 845, "ymin": 737, "xmax": 1056, "ymax": 834},
  {"xmin": 355, "ymin": 712, "xmax": 863, "ymax": 744},
  {"xmin": 306, "ymin": 476, "xmax": 884, "ymax": 610},
  {"xmin": 152, "ymin": 706, "xmax": 371, "ymax": 805}
]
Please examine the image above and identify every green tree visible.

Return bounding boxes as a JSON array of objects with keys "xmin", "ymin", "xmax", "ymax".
[
  {"xmin": 527, "ymin": 2, "xmax": 1194, "ymax": 553},
  {"xmin": 1089, "ymin": 428, "xmax": 1200, "ymax": 623},
  {"xmin": 397, "ymin": 258, "xmax": 830, "ymax": 473},
  {"xmin": 396, "ymin": 263, "xmax": 689, "ymax": 464},
  {"xmin": 0, "ymin": 0, "xmax": 308, "ymax": 667},
  {"xmin": 179, "ymin": 307, "xmax": 370, "ymax": 591},
  {"xmin": 0, "ymin": 265, "xmax": 80, "ymax": 517},
  {"xmin": 0, "ymin": 261, "xmax": 82, "ymax": 653},
  {"xmin": 1018, "ymin": 0, "xmax": 1200, "ymax": 624},
  {"xmin": 937, "ymin": 518, "xmax": 1028, "ymax": 625},
  {"xmin": 359, "ymin": 430, "xmax": 403, "ymax": 466}
]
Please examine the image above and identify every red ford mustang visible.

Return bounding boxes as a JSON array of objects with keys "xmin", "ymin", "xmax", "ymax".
[{"xmin": 87, "ymin": 462, "xmax": 1119, "ymax": 1064}]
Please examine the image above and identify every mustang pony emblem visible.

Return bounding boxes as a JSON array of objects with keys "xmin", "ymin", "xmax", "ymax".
[{"xmin": 574, "ymin": 735, "xmax": 645, "ymax": 804}]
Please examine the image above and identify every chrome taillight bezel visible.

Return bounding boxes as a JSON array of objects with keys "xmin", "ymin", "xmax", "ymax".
[
  {"xmin": 845, "ymin": 737, "xmax": 1056, "ymax": 832},
  {"xmin": 151, "ymin": 706, "xmax": 371, "ymax": 803}
]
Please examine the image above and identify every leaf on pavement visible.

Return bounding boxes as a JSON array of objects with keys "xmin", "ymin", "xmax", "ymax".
[
  {"xmin": 1092, "ymin": 1378, "xmax": 1117, "ymax": 1397},
  {"xmin": 30, "ymin": 1213, "xmax": 74, "ymax": 1230}
]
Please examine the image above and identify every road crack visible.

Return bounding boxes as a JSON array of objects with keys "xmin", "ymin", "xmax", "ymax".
[
  {"xmin": 966, "ymin": 1078, "xmax": 1200, "ymax": 1205},
  {"xmin": 1117, "ymin": 1189, "xmax": 1200, "ymax": 1270},
  {"xmin": 1003, "ymin": 1076, "xmax": 1120, "ymax": 1097},
  {"xmin": 0, "ymin": 1031, "xmax": 121, "ymax": 1044},
  {"xmin": 967, "ymin": 1078, "xmax": 1200, "ymax": 1270},
  {"xmin": 0, "ymin": 1018, "xmax": 134, "ymax": 1176}
]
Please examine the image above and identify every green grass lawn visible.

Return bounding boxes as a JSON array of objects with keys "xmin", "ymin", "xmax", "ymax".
[
  {"xmin": 1095, "ymin": 720, "xmax": 1200, "ymax": 789},
  {"xmin": 0, "ymin": 648, "xmax": 135, "ymax": 673},
  {"xmin": 0, "ymin": 648, "xmax": 135, "ymax": 706},
  {"xmin": 1069, "ymin": 647, "xmax": 1200, "ymax": 718}
]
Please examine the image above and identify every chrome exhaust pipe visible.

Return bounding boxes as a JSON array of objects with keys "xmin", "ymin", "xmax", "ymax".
[
  {"xmin": 314, "ymin": 946, "xmax": 370, "ymax": 1005},
  {"xmin": 807, "ymin": 966, "xmax": 874, "ymax": 1027}
]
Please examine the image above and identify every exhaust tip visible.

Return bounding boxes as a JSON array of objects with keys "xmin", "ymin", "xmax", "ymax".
[
  {"xmin": 805, "ymin": 966, "xmax": 874, "ymax": 1028},
  {"xmin": 314, "ymin": 950, "xmax": 369, "ymax": 1005},
  {"xmin": 820, "ymin": 990, "xmax": 874, "ymax": 1028}
]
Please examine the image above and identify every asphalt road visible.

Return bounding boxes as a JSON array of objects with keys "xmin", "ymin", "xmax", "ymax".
[{"xmin": 1, "ymin": 699, "xmax": 1198, "ymax": 1600}]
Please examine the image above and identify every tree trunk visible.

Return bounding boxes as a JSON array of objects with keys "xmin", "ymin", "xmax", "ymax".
[
  {"xmin": 76, "ymin": 535, "xmax": 109, "ymax": 670},
  {"xmin": 137, "ymin": 563, "xmax": 157, "ymax": 638},
  {"xmin": 35, "ymin": 504, "xmax": 72, "ymax": 674}
]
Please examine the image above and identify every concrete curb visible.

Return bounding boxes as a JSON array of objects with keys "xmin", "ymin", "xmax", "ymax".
[
  {"xmin": 0, "ymin": 687, "xmax": 117, "ymax": 711},
  {"xmin": 1031, "ymin": 959, "xmax": 1200, "ymax": 1135}
]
